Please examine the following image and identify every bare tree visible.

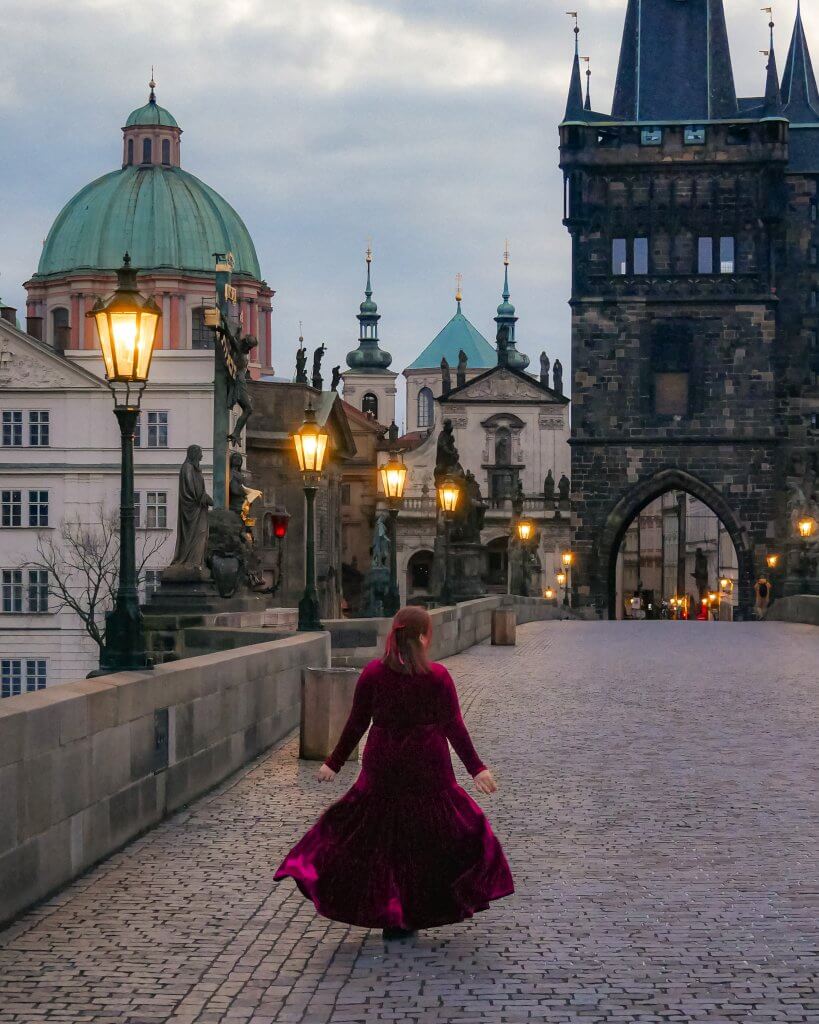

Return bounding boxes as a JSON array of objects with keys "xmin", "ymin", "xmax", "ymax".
[{"xmin": 27, "ymin": 504, "xmax": 167, "ymax": 654}]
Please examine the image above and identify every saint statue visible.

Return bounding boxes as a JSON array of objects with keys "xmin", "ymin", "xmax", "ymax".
[
  {"xmin": 434, "ymin": 418, "xmax": 462, "ymax": 485},
  {"xmin": 168, "ymin": 445, "xmax": 213, "ymax": 571},
  {"xmin": 440, "ymin": 357, "xmax": 451, "ymax": 396},
  {"xmin": 226, "ymin": 329, "xmax": 258, "ymax": 447},
  {"xmin": 496, "ymin": 324, "xmax": 510, "ymax": 367},
  {"xmin": 456, "ymin": 349, "xmax": 468, "ymax": 389},
  {"xmin": 552, "ymin": 358, "xmax": 564, "ymax": 396},
  {"xmin": 540, "ymin": 352, "xmax": 550, "ymax": 387},
  {"xmin": 371, "ymin": 514, "xmax": 390, "ymax": 568},
  {"xmin": 312, "ymin": 343, "xmax": 327, "ymax": 390},
  {"xmin": 228, "ymin": 451, "xmax": 247, "ymax": 516},
  {"xmin": 331, "ymin": 365, "xmax": 342, "ymax": 391},
  {"xmin": 557, "ymin": 473, "xmax": 570, "ymax": 502},
  {"xmin": 543, "ymin": 469, "xmax": 555, "ymax": 502},
  {"xmin": 295, "ymin": 342, "xmax": 308, "ymax": 384}
]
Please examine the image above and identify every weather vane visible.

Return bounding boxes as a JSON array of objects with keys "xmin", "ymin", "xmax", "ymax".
[
  {"xmin": 455, "ymin": 272, "xmax": 463, "ymax": 302},
  {"xmin": 503, "ymin": 241, "xmax": 510, "ymax": 266}
]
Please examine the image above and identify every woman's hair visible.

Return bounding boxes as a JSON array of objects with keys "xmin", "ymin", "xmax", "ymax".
[{"xmin": 382, "ymin": 606, "xmax": 432, "ymax": 675}]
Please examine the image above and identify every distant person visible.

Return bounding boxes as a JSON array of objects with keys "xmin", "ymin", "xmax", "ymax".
[
  {"xmin": 275, "ymin": 606, "xmax": 513, "ymax": 940},
  {"xmin": 629, "ymin": 591, "xmax": 643, "ymax": 620}
]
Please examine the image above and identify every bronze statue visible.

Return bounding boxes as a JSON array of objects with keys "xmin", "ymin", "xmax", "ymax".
[
  {"xmin": 312, "ymin": 343, "xmax": 326, "ymax": 390},
  {"xmin": 295, "ymin": 342, "xmax": 308, "ymax": 384},
  {"xmin": 540, "ymin": 351, "xmax": 550, "ymax": 387},
  {"xmin": 225, "ymin": 326, "xmax": 258, "ymax": 447},
  {"xmin": 543, "ymin": 468, "xmax": 555, "ymax": 502},
  {"xmin": 512, "ymin": 478, "xmax": 524, "ymax": 518},
  {"xmin": 552, "ymin": 358, "xmax": 564, "ymax": 396},
  {"xmin": 440, "ymin": 356, "xmax": 451, "ymax": 396},
  {"xmin": 456, "ymin": 349, "xmax": 468, "ymax": 388},
  {"xmin": 434, "ymin": 418, "xmax": 462, "ymax": 485},
  {"xmin": 462, "ymin": 469, "xmax": 487, "ymax": 540},
  {"xmin": 496, "ymin": 324, "xmax": 510, "ymax": 367},
  {"xmin": 330, "ymin": 365, "xmax": 341, "ymax": 391},
  {"xmin": 168, "ymin": 445, "xmax": 213, "ymax": 571},
  {"xmin": 557, "ymin": 472, "xmax": 570, "ymax": 502},
  {"xmin": 228, "ymin": 451, "xmax": 246, "ymax": 516}
]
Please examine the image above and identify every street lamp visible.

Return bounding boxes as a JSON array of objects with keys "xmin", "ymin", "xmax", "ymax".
[
  {"xmin": 379, "ymin": 451, "xmax": 407, "ymax": 617},
  {"xmin": 766, "ymin": 553, "xmax": 780, "ymax": 569},
  {"xmin": 86, "ymin": 254, "xmax": 160, "ymax": 673},
  {"xmin": 560, "ymin": 550, "xmax": 573, "ymax": 607},
  {"xmin": 292, "ymin": 404, "xmax": 329, "ymax": 631},
  {"xmin": 797, "ymin": 516, "xmax": 817, "ymax": 539},
  {"xmin": 436, "ymin": 475, "xmax": 460, "ymax": 606},
  {"xmin": 516, "ymin": 518, "xmax": 534, "ymax": 543},
  {"xmin": 544, "ymin": 586, "xmax": 556, "ymax": 602}
]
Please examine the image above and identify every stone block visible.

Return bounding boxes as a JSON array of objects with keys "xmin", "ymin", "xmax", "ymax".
[
  {"xmin": 52, "ymin": 740, "xmax": 91, "ymax": 822},
  {"xmin": 0, "ymin": 763, "xmax": 19, "ymax": 855},
  {"xmin": 192, "ymin": 692, "xmax": 222, "ymax": 753},
  {"xmin": 108, "ymin": 779, "xmax": 141, "ymax": 848},
  {"xmin": 300, "ymin": 667, "xmax": 359, "ymax": 761},
  {"xmin": 17, "ymin": 751, "xmax": 54, "ymax": 841},
  {"xmin": 0, "ymin": 837, "xmax": 40, "ymax": 923},
  {"xmin": 113, "ymin": 672, "xmax": 160, "ymax": 724},
  {"xmin": 58, "ymin": 695, "xmax": 89, "ymax": 746},
  {"xmin": 0, "ymin": 708, "xmax": 23, "ymax": 768},
  {"xmin": 491, "ymin": 609, "xmax": 517, "ymax": 646},
  {"xmin": 129, "ymin": 714, "xmax": 157, "ymax": 782},
  {"xmin": 170, "ymin": 703, "xmax": 194, "ymax": 763},
  {"xmin": 90, "ymin": 722, "xmax": 132, "ymax": 802}
]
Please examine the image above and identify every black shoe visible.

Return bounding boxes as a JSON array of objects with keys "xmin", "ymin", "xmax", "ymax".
[{"xmin": 382, "ymin": 926, "xmax": 416, "ymax": 940}]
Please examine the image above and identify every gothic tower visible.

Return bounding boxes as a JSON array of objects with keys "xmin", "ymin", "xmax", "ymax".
[{"xmin": 560, "ymin": 1, "xmax": 819, "ymax": 617}]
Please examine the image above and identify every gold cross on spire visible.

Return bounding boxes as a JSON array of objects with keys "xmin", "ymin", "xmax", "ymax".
[
  {"xmin": 366, "ymin": 238, "xmax": 373, "ymax": 264},
  {"xmin": 298, "ymin": 320, "xmax": 303, "ymax": 343},
  {"xmin": 504, "ymin": 240, "xmax": 510, "ymax": 266},
  {"xmin": 455, "ymin": 273, "xmax": 463, "ymax": 302}
]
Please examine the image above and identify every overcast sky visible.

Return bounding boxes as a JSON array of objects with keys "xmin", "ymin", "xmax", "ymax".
[{"xmin": 2, "ymin": 0, "xmax": 816, "ymax": 427}]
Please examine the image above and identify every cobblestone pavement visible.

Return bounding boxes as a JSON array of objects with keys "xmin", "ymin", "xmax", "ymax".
[{"xmin": 1, "ymin": 621, "xmax": 818, "ymax": 1024}]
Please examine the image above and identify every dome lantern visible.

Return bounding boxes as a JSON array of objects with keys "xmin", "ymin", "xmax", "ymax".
[
  {"xmin": 345, "ymin": 247, "xmax": 393, "ymax": 372},
  {"xmin": 122, "ymin": 75, "xmax": 182, "ymax": 169}
]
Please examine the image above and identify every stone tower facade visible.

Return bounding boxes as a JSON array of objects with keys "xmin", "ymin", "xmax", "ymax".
[{"xmin": 560, "ymin": 1, "xmax": 819, "ymax": 618}]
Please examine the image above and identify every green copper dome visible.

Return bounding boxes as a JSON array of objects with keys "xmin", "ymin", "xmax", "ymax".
[
  {"xmin": 36, "ymin": 165, "xmax": 261, "ymax": 279},
  {"xmin": 346, "ymin": 254, "xmax": 392, "ymax": 372},
  {"xmin": 126, "ymin": 101, "xmax": 179, "ymax": 128}
]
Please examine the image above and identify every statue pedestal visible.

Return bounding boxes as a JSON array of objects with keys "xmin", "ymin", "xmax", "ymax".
[{"xmin": 449, "ymin": 542, "xmax": 488, "ymax": 602}]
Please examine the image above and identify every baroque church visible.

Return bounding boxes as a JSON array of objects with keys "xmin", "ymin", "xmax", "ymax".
[{"xmin": 561, "ymin": 0, "xmax": 819, "ymax": 618}]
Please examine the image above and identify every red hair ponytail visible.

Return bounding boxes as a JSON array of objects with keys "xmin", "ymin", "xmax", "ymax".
[{"xmin": 382, "ymin": 606, "xmax": 432, "ymax": 675}]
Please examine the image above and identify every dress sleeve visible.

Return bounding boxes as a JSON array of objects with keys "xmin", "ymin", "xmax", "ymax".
[
  {"xmin": 324, "ymin": 663, "xmax": 376, "ymax": 773},
  {"xmin": 440, "ymin": 668, "xmax": 487, "ymax": 778}
]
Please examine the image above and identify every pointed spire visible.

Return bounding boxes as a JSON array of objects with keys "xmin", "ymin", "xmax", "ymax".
[
  {"xmin": 782, "ymin": 0, "xmax": 819, "ymax": 121},
  {"xmin": 582, "ymin": 56, "xmax": 592, "ymax": 111},
  {"xmin": 502, "ymin": 242, "xmax": 510, "ymax": 303},
  {"xmin": 494, "ymin": 245, "xmax": 529, "ymax": 371},
  {"xmin": 455, "ymin": 272, "xmax": 463, "ymax": 314},
  {"xmin": 346, "ymin": 246, "xmax": 392, "ymax": 372},
  {"xmin": 564, "ymin": 12, "xmax": 585, "ymax": 120},
  {"xmin": 149, "ymin": 67, "xmax": 156, "ymax": 105},
  {"xmin": 762, "ymin": 9, "xmax": 781, "ymax": 115},
  {"xmin": 364, "ymin": 244, "xmax": 373, "ymax": 304}
]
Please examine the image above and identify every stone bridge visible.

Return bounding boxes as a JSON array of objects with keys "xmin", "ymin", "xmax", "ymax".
[{"xmin": 1, "ymin": 619, "xmax": 817, "ymax": 1023}]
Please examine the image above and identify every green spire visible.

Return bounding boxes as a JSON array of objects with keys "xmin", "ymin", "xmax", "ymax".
[
  {"xmin": 345, "ymin": 247, "xmax": 392, "ymax": 372},
  {"xmin": 494, "ymin": 244, "xmax": 529, "ymax": 370}
]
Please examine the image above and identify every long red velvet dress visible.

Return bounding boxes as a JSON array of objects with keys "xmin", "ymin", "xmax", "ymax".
[{"xmin": 275, "ymin": 659, "xmax": 514, "ymax": 929}]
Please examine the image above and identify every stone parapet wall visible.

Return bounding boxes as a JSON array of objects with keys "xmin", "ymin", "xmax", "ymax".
[
  {"xmin": 0, "ymin": 631, "xmax": 329, "ymax": 926},
  {"xmin": 764, "ymin": 595, "xmax": 819, "ymax": 626}
]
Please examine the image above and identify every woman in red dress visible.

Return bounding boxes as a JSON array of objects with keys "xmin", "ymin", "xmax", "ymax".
[{"xmin": 275, "ymin": 606, "xmax": 514, "ymax": 939}]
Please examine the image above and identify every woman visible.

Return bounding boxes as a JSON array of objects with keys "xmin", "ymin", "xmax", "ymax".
[{"xmin": 275, "ymin": 606, "xmax": 514, "ymax": 939}]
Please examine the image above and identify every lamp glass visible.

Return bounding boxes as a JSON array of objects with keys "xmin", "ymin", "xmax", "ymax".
[
  {"xmin": 556, "ymin": 571, "xmax": 567, "ymax": 586},
  {"xmin": 517, "ymin": 519, "xmax": 533, "ymax": 542},
  {"xmin": 437, "ymin": 479, "xmax": 460, "ymax": 514},
  {"xmin": 797, "ymin": 516, "xmax": 817, "ymax": 538},
  {"xmin": 766, "ymin": 553, "xmax": 779, "ymax": 568},
  {"xmin": 561, "ymin": 551, "xmax": 574, "ymax": 567},
  {"xmin": 94, "ymin": 310, "xmax": 115, "ymax": 379},
  {"xmin": 294, "ymin": 424, "xmax": 329, "ymax": 474},
  {"xmin": 380, "ymin": 458, "xmax": 407, "ymax": 501},
  {"xmin": 544, "ymin": 587, "xmax": 555, "ymax": 600}
]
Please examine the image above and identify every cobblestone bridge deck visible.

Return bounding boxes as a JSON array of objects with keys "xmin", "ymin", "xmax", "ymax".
[{"xmin": 1, "ymin": 621, "xmax": 817, "ymax": 1023}]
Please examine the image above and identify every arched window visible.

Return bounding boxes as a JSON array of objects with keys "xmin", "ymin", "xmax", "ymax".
[
  {"xmin": 191, "ymin": 307, "xmax": 213, "ymax": 350},
  {"xmin": 51, "ymin": 307, "xmax": 70, "ymax": 348},
  {"xmin": 362, "ymin": 392, "xmax": 378, "ymax": 419},
  {"xmin": 127, "ymin": 139, "xmax": 134, "ymax": 165},
  {"xmin": 161, "ymin": 138, "xmax": 171, "ymax": 165},
  {"xmin": 407, "ymin": 550, "xmax": 434, "ymax": 593},
  {"xmin": 495, "ymin": 427, "xmax": 511, "ymax": 465},
  {"xmin": 417, "ymin": 386, "xmax": 434, "ymax": 429},
  {"xmin": 142, "ymin": 138, "xmax": 152, "ymax": 163}
]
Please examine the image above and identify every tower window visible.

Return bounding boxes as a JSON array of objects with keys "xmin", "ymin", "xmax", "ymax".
[
  {"xmin": 191, "ymin": 307, "xmax": 214, "ymax": 350},
  {"xmin": 634, "ymin": 238, "xmax": 649, "ymax": 275},
  {"xmin": 51, "ymin": 306, "xmax": 69, "ymax": 347},
  {"xmin": 142, "ymin": 138, "xmax": 152, "ymax": 163},
  {"xmin": 362, "ymin": 393, "xmax": 378, "ymax": 419},
  {"xmin": 811, "ymin": 246, "xmax": 818, "ymax": 267},
  {"xmin": 651, "ymin": 321, "xmax": 691, "ymax": 417},
  {"xmin": 161, "ymin": 139, "xmax": 171, "ymax": 164},
  {"xmin": 698, "ymin": 237, "xmax": 714, "ymax": 274},
  {"xmin": 720, "ymin": 237, "xmax": 735, "ymax": 274},
  {"xmin": 811, "ymin": 198, "xmax": 818, "ymax": 223},
  {"xmin": 417, "ymin": 387, "xmax": 434, "ymax": 429},
  {"xmin": 684, "ymin": 126, "xmax": 706, "ymax": 145},
  {"xmin": 612, "ymin": 238, "xmax": 628, "ymax": 275},
  {"xmin": 127, "ymin": 138, "xmax": 134, "ymax": 165}
]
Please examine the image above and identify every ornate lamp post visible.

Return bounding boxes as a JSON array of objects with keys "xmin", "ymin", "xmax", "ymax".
[
  {"xmin": 561, "ymin": 550, "xmax": 574, "ymax": 607},
  {"xmin": 515, "ymin": 517, "xmax": 535, "ymax": 596},
  {"xmin": 379, "ymin": 450, "xmax": 407, "ymax": 617},
  {"xmin": 436, "ymin": 475, "xmax": 460, "ymax": 606},
  {"xmin": 556, "ymin": 568, "xmax": 569, "ymax": 607},
  {"xmin": 292, "ymin": 404, "xmax": 329, "ymax": 631},
  {"xmin": 86, "ymin": 254, "xmax": 160, "ymax": 673}
]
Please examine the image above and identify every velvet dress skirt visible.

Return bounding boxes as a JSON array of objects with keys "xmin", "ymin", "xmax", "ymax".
[{"xmin": 274, "ymin": 722, "xmax": 514, "ymax": 929}]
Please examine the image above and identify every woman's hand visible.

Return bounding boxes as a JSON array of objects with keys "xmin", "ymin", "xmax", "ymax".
[
  {"xmin": 473, "ymin": 769, "xmax": 497, "ymax": 794},
  {"xmin": 317, "ymin": 764, "xmax": 337, "ymax": 782}
]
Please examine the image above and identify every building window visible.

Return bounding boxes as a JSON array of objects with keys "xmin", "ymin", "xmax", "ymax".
[
  {"xmin": 651, "ymin": 322, "xmax": 691, "ymax": 416},
  {"xmin": 142, "ymin": 138, "xmax": 152, "ymax": 163},
  {"xmin": 813, "ymin": 290, "xmax": 818, "ymax": 310},
  {"xmin": 612, "ymin": 238, "xmax": 628, "ymax": 275},
  {"xmin": 641, "ymin": 127, "xmax": 662, "ymax": 146},
  {"xmin": 51, "ymin": 306, "xmax": 70, "ymax": 347},
  {"xmin": 26, "ymin": 660, "xmax": 47, "ymax": 692},
  {"xmin": 161, "ymin": 138, "xmax": 171, "ymax": 165},
  {"xmin": 127, "ymin": 138, "xmax": 134, "ymax": 165},
  {"xmin": 720, "ymin": 237, "xmax": 735, "ymax": 274},
  {"xmin": 1, "ymin": 660, "xmax": 23, "ymax": 698},
  {"xmin": 1, "ymin": 490, "xmax": 22, "ymax": 527},
  {"xmin": 191, "ymin": 307, "xmax": 214, "ymax": 350},
  {"xmin": 633, "ymin": 237, "xmax": 649, "ymax": 275},
  {"xmin": 143, "ymin": 569, "xmax": 162, "ymax": 599},
  {"xmin": 27, "ymin": 569, "xmax": 49, "ymax": 612},
  {"xmin": 812, "ymin": 198, "xmax": 818, "ymax": 223},
  {"xmin": 28, "ymin": 490, "xmax": 49, "ymax": 527},
  {"xmin": 146, "ymin": 491, "xmax": 167, "ymax": 528},
  {"xmin": 29, "ymin": 411, "xmax": 50, "ymax": 447},
  {"xmin": 698, "ymin": 237, "xmax": 714, "ymax": 274},
  {"xmin": 811, "ymin": 246, "xmax": 819, "ymax": 267},
  {"xmin": 684, "ymin": 125, "xmax": 706, "ymax": 145},
  {"xmin": 147, "ymin": 411, "xmax": 168, "ymax": 448},
  {"xmin": 2, "ymin": 411, "xmax": 22, "ymax": 447},
  {"xmin": 133, "ymin": 491, "xmax": 141, "ymax": 529},
  {"xmin": 341, "ymin": 484, "xmax": 351, "ymax": 506},
  {"xmin": 2, "ymin": 570, "xmax": 23, "ymax": 612},
  {"xmin": 417, "ymin": 387, "xmax": 434, "ymax": 429},
  {"xmin": 362, "ymin": 393, "xmax": 378, "ymax": 419},
  {"xmin": 133, "ymin": 414, "xmax": 141, "ymax": 447}
]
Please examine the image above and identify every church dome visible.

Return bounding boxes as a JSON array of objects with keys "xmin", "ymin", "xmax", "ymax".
[
  {"xmin": 36, "ymin": 167, "xmax": 261, "ymax": 279},
  {"xmin": 125, "ymin": 101, "xmax": 179, "ymax": 128}
]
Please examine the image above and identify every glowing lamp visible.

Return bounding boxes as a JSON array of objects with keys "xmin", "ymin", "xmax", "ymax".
[
  {"xmin": 271, "ymin": 511, "xmax": 290, "ymax": 539},
  {"xmin": 437, "ymin": 476, "xmax": 460, "ymax": 515},
  {"xmin": 719, "ymin": 577, "xmax": 733, "ymax": 592},
  {"xmin": 797, "ymin": 516, "xmax": 817, "ymax": 539},
  {"xmin": 87, "ymin": 254, "xmax": 160, "ymax": 385},
  {"xmin": 379, "ymin": 455, "xmax": 407, "ymax": 502},
  {"xmin": 556, "ymin": 570, "xmax": 567, "ymax": 587},
  {"xmin": 516, "ymin": 518, "xmax": 534, "ymax": 543},
  {"xmin": 561, "ymin": 551, "xmax": 574, "ymax": 568},
  {"xmin": 544, "ymin": 587, "xmax": 555, "ymax": 600},
  {"xmin": 293, "ymin": 404, "xmax": 329, "ymax": 474},
  {"xmin": 766, "ymin": 553, "xmax": 779, "ymax": 569}
]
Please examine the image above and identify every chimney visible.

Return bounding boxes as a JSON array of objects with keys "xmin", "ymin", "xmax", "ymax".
[
  {"xmin": 0, "ymin": 305, "xmax": 17, "ymax": 325},
  {"xmin": 26, "ymin": 316, "xmax": 43, "ymax": 341}
]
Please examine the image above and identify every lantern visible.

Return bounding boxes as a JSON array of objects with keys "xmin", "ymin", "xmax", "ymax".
[
  {"xmin": 561, "ymin": 550, "xmax": 574, "ymax": 568},
  {"xmin": 516, "ymin": 518, "xmax": 534, "ymax": 543},
  {"xmin": 556, "ymin": 570, "xmax": 567, "ymax": 587},
  {"xmin": 87, "ymin": 254, "xmax": 160, "ymax": 385},
  {"xmin": 797, "ymin": 516, "xmax": 817, "ymax": 539},
  {"xmin": 379, "ymin": 455, "xmax": 407, "ymax": 503},
  {"xmin": 437, "ymin": 476, "xmax": 460, "ymax": 515},
  {"xmin": 293, "ymin": 404, "xmax": 329, "ymax": 475},
  {"xmin": 544, "ymin": 587, "xmax": 555, "ymax": 601},
  {"xmin": 766, "ymin": 553, "xmax": 779, "ymax": 569}
]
